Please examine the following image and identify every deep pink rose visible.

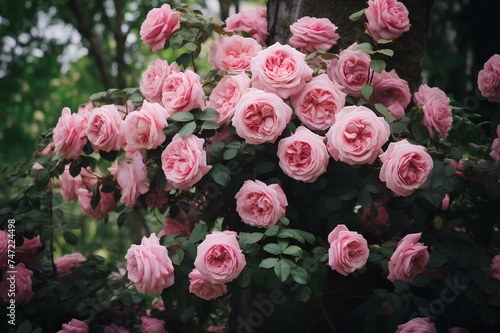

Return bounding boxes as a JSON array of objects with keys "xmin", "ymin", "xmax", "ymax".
[
  {"xmin": 0, "ymin": 263, "xmax": 33, "ymax": 304},
  {"xmin": 77, "ymin": 186, "xmax": 116, "ymax": 220},
  {"xmin": 490, "ymin": 254, "xmax": 500, "ymax": 281},
  {"xmin": 326, "ymin": 105, "xmax": 390, "ymax": 165},
  {"xmin": 290, "ymin": 74, "xmax": 346, "ymax": 131},
  {"xmin": 360, "ymin": 202, "xmax": 389, "ymax": 229},
  {"xmin": 379, "ymin": 139, "xmax": 433, "ymax": 197},
  {"xmin": 207, "ymin": 326, "xmax": 226, "ymax": 333},
  {"xmin": 478, "ymin": 54, "xmax": 500, "ymax": 103},
  {"xmin": 388, "ymin": 232, "xmax": 429, "ymax": 283},
  {"xmin": 124, "ymin": 101, "xmax": 168, "ymax": 150},
  {"xmin": 327, "ymin": 43, "xmax": 371, "ymax": 97},
  {"xmin": 140, "ymin": 316, "xmax": 166, "ymax": 333},
  {"xmin": 365, "ymin": 0, "xmax": 410, "ymax": 41},
  {"xmin": 58, "ymin": 165, "xmax": 86, "ymax": 202},
  {"xmin": 53, "ymin": 107, "xmax": 88, "ymax": 159},
  {"xmin": 225, "ymin": 6, "xmax": 268, "ymax": 45},
  {"xmin": 140, "ymin": 59, "xmax": 180, "ymax": 103},
  {"xmin": 395, "ymin": 317, "xmax": 436, "ymax": 333},
  {"xmin": 125, "ymin": 233, "xmax": 175, "ymax": 295},
  {"xmin": 103, "ymin": 323, "xmax": 130, "ymax": 333},
  {"xmin": 57, "ymin": 319, "xmax": 89, "ymax": 333},
  {"xmin": 327, "ymin": 224, "xmax": 369, "ymax": 276},
  {"xmin": 161, "ymin": 69, "xmax": 206, "ymax": 116},
  {"xmin": 277, "ymin": 126, "xmax": 329, "ymax": 183},
  {"xmin": 491, "ymin": 125, "xmax": 500, "ymax": 166},
  {"xmin": 145, "ymin": 188, "xmax": 169, "ymax": 209},
  {"xmin": 209, "ymin": 35, "xmax": 262, "ymax": 74},
  {"xmin": 232, "ymin": 88, "xmax": 292, "ymax": 144},
  {"xmin": 235, "ymin": 180, "xmax": 288, "ymax": 229},
  {"xmin": 161, "ymin": 134, "xmax": 211, "ymax": 191},
  {"xmin": 188, "ymin": 268, "xmax": 227, "ymax": 300},
  {"xmin": 0, "ymin": 230, "xmax": 8, "ymax": 267},
  {"xmin": 250, "ymin": 42, "xmax": 313, "ymax": 99},
  {"xmin": 55, "ymin": 253, "xmax": 86, "ymax": 274},
  {"xmin": 194, "ymin": 231, "xmax": 246, "ymax": 284},
  {"xmin": 140, "ymin": 4, "xmax": 180, "ymax": 52},
  {"xmin": 209, "ymin": 72, "xmax": 251, "ymax": 125},
  {"xmin": 116, "ymin": 152, "xmax": 150, "ymax": 208},
  {"xmin": 158, "ymin": 217, "xmax": 192, "ymax": 238},
  {"xmin": 16, "ymin": 236, "xmax": 42, "ymax": 265},
  {"xmin": 289, "ymin": 16, "xmax": 340, "ymax": 53},
  {"xmin": 86, "ymin": 105, "xmax": 125, "ymax": 153},
  {"xmin": 371, "ymin": 69, "xmax": 411, "ymax": 118},
  {"xmin": 414, "ymin": 84, "xmax": 452, "ymax": 139}
]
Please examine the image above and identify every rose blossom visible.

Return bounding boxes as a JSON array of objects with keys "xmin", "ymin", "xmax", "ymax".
[
  {"xmin": 116, "ymin": 152, "xmax": 150, "ymax": 208},
  {"xmin": 0, "ymin": 231, "xmax": 8, "ymax": 267},
  {"xmin": 328, "ymin": 224, "xmax": 369, "ymax": 276},
  {"xmin": 161, "ymin": 69, "xmax": 206, "ymax": 116},
  {"xmin": 478, "ymin": 54, "xmax": 500, "ymax": 103},
  {"xmin": 0, "ymin": 263, "xmax": 33, "ymax": 304},
  {"xmin": 140, "ymin": 316, "xmax": 166, "ymax": 333},
  {"xmin": 207, "ymin": 326, "xmax": 226, "ymax": 333},
  {"xmin": 232, "ymin": 88, "xmax": 292, "ymax": 144},
  {"xmin": 53, "ymin": 107, "xmax": 88, "ymax": 159},
  {"xmin": 57, "ymin": 319, "xmax": 89, "ymax": 333},
  {"xmin": 161, "ymin": 134, "xmax": 211, "ymax": 191},
  {"xmin": 326, "ymin": 105, "xmax": 390, "ymax": 165},
  {"xmin": 365, "ymin": 0, "xmax": 411, "ymax": 41},
  {"xmin": 387, "ymin": 232, "xmax": 429, "ymax": 283},
  {"xmin": 140, "ymin": 59, "xmax": 180, "ymax": 103},
  {"xmin": 209, "ymin": 35, "xmax": 262, "ymax": 74},
  {"xmin": 55, "ymin": 253, "xmax": 86, "ymax": 274},
  {"xmin": 414, "ymin": 84, "xmax": 453, "ymax": 139},
  {"xmin": 250, "ymin": 42, "xmax": 313, "ymax": 99},
  {"xmin": 371, "ymin": 69, "xmax": 411, "ymax": 118},
  {"xmin": 235, "ymin": 180, "xmax": 288, "ymax": 228},
  {"xmin": 103, "ymin": 323, "xmax": 130, "ymax": 333},
  {"xmin": 395, "ymin": 317, "xmax": 437, "ymax": 333},
  {"xmin": 140, "ymin": 4, "xmax": 180, "ymax": 52},
  {"xmin": 289, "ymin": 16, "xmax": 340, "ymax": 53},
  {"xmin": 124, "ymin": 101, "xmax": 168, "ymax": 150},
  {"xmin": 16, "ymin": 236, "xmax": 42, "ymax": 265},
  {"xmin": 194, "ymin": 231, "xmax": 246, "ymax": 284},
  {"xmin": 125, "ymin": 233, "xmax": 175, "ymax": 295},
  {"xmin": 379, "ymin": 139, "xmax": 433, "ymax": 197},
  {"xmin": 77, "ymin": 187, "xmax": 116, "ymax": 220},
  {"xmin": 58, "ymin": 165, "xmax": 86, "ymax": 202},
  {"xmin": 490, "ymin": 254, "xmax": 500, "ymax": 281},
  {"xmin": 225, "ymin": 6, "xmax": 268, "ymax": 45},
  {"xmin": 490, "ymin": 125, "xmax": 500, "ymax": 166},
  {"xmin": 290, "ymin": 74, "xmax": 346, "ymax": 131},
  {"xmin": 86, "ymin": 105, "xmax": 125, "ymax": 153},
  {"xmin": 209, "ymin": 72, "xmax": 251, "ymax": 125},
  {"xmin": 188, "ymin": 268, "xmax": 228, "ymax": 300},
  {"xmin": 277, "ymin": 126, "xmax": 329, "ymax": 183},
  {"xmin": 158, "ymin": 217, "xmax": 192, "ymax": 238},
  {"xmin": 360, "ymin": 202, "xmax": 389, "ymax": 229}
]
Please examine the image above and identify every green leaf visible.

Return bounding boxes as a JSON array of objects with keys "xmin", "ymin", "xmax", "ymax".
[
  {"xmin": 212, "ymin": 164, "xmax": 230, "ymax": 186},
  {"xmin": 393, "ymin": 279, "xmax": 410, "ymax": 292},
  {"xmin": 387, "ymin": 293, "xmax": 404, "ymax": 311},
  {"xmin": 184, "ymin": 42, "xmax": 198, "ymax": 52},
  {"xmin": 274, "ymin": 259, "xmax": 291, "ymax": 282},
  {"xmin": 377, "ymin": 39, "xmax": 393, "ymax": 44},
  {"xmin": 264, "ymin": 226, "xmax": 280, "ymax": 237},
  {"xmin": 370, "ymin": 59, "xmax": 386, "ymax": 73},
  {"xmin": 451, "ymin": 147, "xmax": 463, "ymax": 162},
  {"xmin": 374, "ymin": 103, "xmax": 395, "ymax": 123},
  {"xmin": 90, "ymin": 183, "xmax": 101, "ymax": 211},
  {"xmin": 223, "ymin": 148, "xmax": 238, "ymax": 160},
  {"xmin": 169, "ymin": 111, "xmax": 194, "ymax": 122},
  {"xmin": 63, "ymin": 231, "xmax": 78, "ymax": 246},
  {"xmin": 99, "ymin": 150, "xmax": 118, "ymax": 162},
  {"xmin": 283, "ymin": 245, "xmax": 303, "ymax": 257},
  {"xmin": 294, "ymin": 229, "xmax": 316, "ymax": 245},
  {"xmin": 390, "ymin": 121, "xmax": 407, "ymax": 134},
  {"xmin": 254, "ymin": 161, "xmax": 276, "ymax": 174},
  {"xmin": 201, "ymin": 120, "xmax": 220, "ymax": 130},
  {"xmin": 377, "ymin": 48, "xmax": 394, "ymax": 57},
  {"xmin": 411, "ymin": 273, "xmax": 430, "ymax": 287},
  {"xmin": 199, "ymin": 108, "xmax": 220, "ymax": 120},
  {"xmin": 17, "ymin": 320, "xmax": 32, "ymax": 333},
  {"xmin": 357, "ymin": 189, "xmax": 372, "ymax": 209},
  {"xmin": 277, "ymin": 229, "xmax": 304, "ymax": 244},
  {"xmin": 279, "ymin": 216, "xmax": 290, "ymax": 226},
  {"xmin": 349, "ymin": 8, "xmax": 366, "ymax": 21},
  {"xmin": 361, "ymin": 85, "xmax": 374, "ymax": 100},
  {"xmin": 179, "ymin": 121, "xmax": 197, "ymax": 138},
  {"xmin": 164, "ymin": 122, "xmax": 181, "ymax": 136},
  {"xmin": 356, "ymin": 42, "xmax": 374, "ymax": 54},
  {"xmin": 259, "ymin": 257, "xmax": 278, "ymax": 269},
  {"xmin": 291, "ymin": 266, "xmax": 309, "ymax": 285},
  {"xmin": 35, "ymin": 168, "xmax": 51, "ymax": 190},
  {"xmin": 263, "ymin": 243, "xmax": 282, "ymax": 255},
  {"xmin": 412, "ymin": 123, "xmax": 430, "ymax": 143},
  {"xmin": 295, "ymin": 285, "xmax": 312, "ymax": 302},
  {"xmin": 239, "ymin": 232, "xmax": 264, "ymax": 244},
  {"xmin": 427, "ymin": 251, "xmax": 447, "ymax": 268},
  {"xmin": 170, "ymin": 248, "xmax": 185, "ymax": 265},
  {"xmin": 237, "ymin": 267, "xmax": 252, "ymax": 288},
  {"xmin": 189, "ymin": 223, "xmax": 208, "ymax": 243}
]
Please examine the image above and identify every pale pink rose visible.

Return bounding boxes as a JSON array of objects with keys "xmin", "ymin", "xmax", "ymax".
[
  {"xmin": 209, "ymin": 35, "xmax": 262, "ymax": 74},
  {"xmin": 478, "ymin": 54, "xmax": 500, "ymax": 103},
  {"xmin": 124, "ymin": 101, "xmax": 168, "ymax": 150},
  {"xmin": 414, "ymin": 84, "xmax": 453, "ymax": 139},
  {"xmin": 161, "ymin": 69, "xmax": 206, "ymax": 116},
  {"xmin": 140, "ymin": 59, "xmax": 180, "ymax": 103},
  {"xmin": 161, "ymin": 134, "xmax": 211, "ymax": 191},
  {"xmin": 194, "ymin": 231, "xmax": 246, "ymax": 284},
  {"xmin": 326, "ymin": 105, "xmax": 390, "ymax": 165},
  {"xmin": 188, "ymin": 268, "xmax": 227, "ymax": 300},
  {"xmin": 225, "ymin": 6, "xmax": 268, "ymax": 45},
  {"xmin": 116, "ymin": 152, "xmax": 150, "ymax": 208},
  {"xmin": 0, "ymin": 263, "xmax": 33, "ymax": 304},
  {"xmin": 158, "ymin": 217, "xmax": 192, "ymax": 238},
  {"xmin": 360, "ymin": 202, "xmax": 389, "ymax": 229},
  {"xmin": 395, "ymin": 317, "xmax": 436, "ymax": 333},
  {"xmin": 250, "ymin": 42, "xmax": 313, "ymax": 99},
  {"xmin": 0, "ymin": 230, "xmax": 8, "ymax": 267},
  {"xmin": 125, "ymin": 233, "xmax": 175, "ymax": 295},
  {"xmin": 39, "ymin": 141, "xmax": 55, "ymax": 156},
  {"xmin": 327, "ymin": 224, "xmax": 369, "ymax": 276},
  {"xmin": 53, "ymin": 107, "xmax": 88, "ymax": 159},
  {"xmin": 387, "ymin": 232, "xmax": 429, "ymax": 283},
  {"xmin": 80, "ymin": 167, "xmax": 98, "ymax": 189},
  {"xmin": 77, "ymin": 187, "xmax": 117, "ymax": 220},
  {"xmin": 55, "ymin": 253, "xmax": 86, "ymax": 274},
  {"xmin": 16, "ymin": 236, "xmax": 42, "ymax": 265},
  {"xmin": 490, "ymin": 254, "xmax": 500, "ymax": 281},
  {"xmin": 440, "ymin": 193, "xmax": 450, "ymax": 211},
  {"xmin": 290, "ymin": 74, "xmax": 346, "ymax": 131},
  {"xmin": 209, "ymin": 72, "xmax": 251, "ymax": 125},
  {"xmin": 232, "ymin": 88, "xmax": 292, "ymax": 144},
  {"xmin": 115, "ymin": 100, "xmax": 136, "ymax": 119},
  {"xmin": 491, "ymin": 125, "xmax": 500, "ymax": 166},
  {"xmin": 277, "ymin": 126, "xmax": 329, "ymax": 183},
  {"xmin": 86, "ymin": 105, "xmax": 125, "ymax": 153},
  {"xmin": 448, "ymin": 328, "xmax": 469, "ymax": 333},
  {"xmin": 140, "ymin": 4, "xmax": 180, "ymax": 52},
  {"xmin": 379, "ymin": 140, "xmax": 433, "ymax": 197},
  {"xmin": 289, "ymin": 16, "xmax": 340, "ymax": 53},
  {"xmin": 365, "ymin": 0, "xmax": 410, "ymax": 41},
  {"xmin": 327, "ymin": 43, "xmax": 371, "ymax": 97},
  {"xmin": 207, "ymin": 326, "xmax": 226, "ymax": 333},
  {"xmin": 140, "ymin": 316, "xmax": 166, "ymax": 333},
  {"xmin": 235, "ymin": 180, "xmax": 288, "ymax": 228},
  {"xmin": 371, "ymin": 69, "xmax": 411, "ymax": 118},
  {"xmin": 103, "ymin": 323, "xmax": 130, "ymax": 333},
  {"xmin": 77, "ymin": 102, "xmax": 93, "ymax": 118},
  {"xmin": 57, "ymin": 319, "xmax": 89, "ymax": 333},
  {"xmin": 58, "ymin": 165, "xmax": 86, "ymax": 202},
  {"xmin": 145, "ymin": 188, "xmax": 169, "ymax": 209}
]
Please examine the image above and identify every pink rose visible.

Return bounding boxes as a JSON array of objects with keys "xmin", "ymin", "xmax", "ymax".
[
  {"xmin": 277, "ymin": 126, "xmax": 329, "ymax": 183},
  {"xmin": 440, "ymin": 193, "xmax": 450, "ymax": 211},
  {"xmin": 207, "ymin": 326, "xmax": 226, "ymax": 333},
  {"xmin": 0, "ymin": 263, "xmax": 33, "ymax": 304},
  {"xmin": 491, "ymin": 125, "xmax": 500, "ymax": 166},
  {"xmin": 145, "ymin": 188, "xmax": 169, "ymax": 209},
  {"xmin": 290, "ymin": 74, "xmax": 346, "ymax": 131},
  {"xmin": 103, "ymin": 323, "xmax": 130, "ymax": 333},
  {"xmin": 235, "ymin": 180, "xmax": 288, "ymax": 229},
  {"xmin": 0, "ymin": 230, "xmax": 8, "ymax": 267},
  {"xmin": 327, "ymin": 43, "xmax": 371, "ymax": 97},
  {"xmin": 158, "ymin": 217, "xmax": 192, "ymax": 238},
  {"xmin": 232, "ymin": 88, "xmax": 292, "ymax": 144},
  {"xmin": 194, "ymin": 231, "xmax": 246, "ymax": 283},
  {"xmin": 490, "ymin": 254, "xmax": 500, "ymax": 281},
  {"xmin": 327, "ymin": 224, "xmax": 369, "ymax": 276},
  {"xmin": 53, "ymin": 107, "xmax": 88, "ymax": 159},
  {"xmin": 371, "ymin": 69, "xmax": 411, "ymax": 118},
  {"xmin": 124, "ymin": 101, "xmax": 168, "ymax": 150},
  {"xmin": 379, "ymin": 139, "xmax": 433, "ymax": 197},
  {"xmin": 188, "ymin": 268, "xmax": 227, "ymax": 300},
  {"xmin": 125, "ymin": 233, "xmax": 175, "ymax": 295},
  {"xmin": 140, "ymin": 59, "xmax": 180, "ymax": 103},
  {"xmin": 86, "ymin": 105, "xmax": 125, "ymax": 153},
  {"xmin": 57, "ymin": 319, "xmax": 89, "ymax": 333},
  {"xmin": 140, "ymin": 4, "xmax": 180, "ymax": 52},
  {"xmin": 209, "ymin": 72, "xmax": 251, "ymax": 125},
  {"xmin": 388, "ymin": 232, "xmax": 429, "ymax": 283},
  {"xmin": 55, "ymin": 253, "xmax": 86, "ymax": 274},
  {"xmin": 225, "ymin": 6, "xmax": 268, "ymax": 45},
  {"xmin": 161, "ymin": 134, "xmax": 211, "ymax": 191},
  {"xmin": 58, "ymin": 165, "xmax": 87, "ymax": 202},
  {"xmin": 116, "ymin": 152, "xmax": 150, "ymax": 208},
  {"xmin": 360, "ymin": 202, "xmax": 389, "ymax": 229},
  {"xmin": 478, "ymin": 54, "xmax": 500, "ymax": 103},
  {"xmin": 250, "ymin": 42, "xmax": 313, "ymax": 99},
  {"xmin": 161, "ymin": 69, "xmax": 206, "ymax": 116},
  {"xmin": 414, "ymin": 84, "xmax": 452, "ymax": 139},
  {"xmin": 365, "ymin": 0, "xmax": 410, "ymax": 41},
  {"xmin": 16, "ymin": 236, "xmax": 42, "ymax": 265},
  {"xmin": 209, "ymin": 35, "xmax": 262, "ymax": 74},
  {"xmin": 395, "ymin": 317, "xmax": 437, "ymax": 333},
  {"xmin": 326, "ymin": 105, "xmax": 390, "ymax": 165},
  {"xmin": 140, "ymin": 316, "xmax": 166, "ymax": 333},
  {"xmin": 289, "ymin": 16, "xmax": 340, "ymax": 53},
  {"xmin": 77, "ymin": 186, "xmax": 117, "ymax": 220}
]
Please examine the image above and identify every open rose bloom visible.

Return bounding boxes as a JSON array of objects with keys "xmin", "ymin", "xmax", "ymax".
[
  {"xmin": 365, "ymin": 0, "xmax": 411, "ymax": 41},
  {"xmin": 328, "ymin": 225, "xmax": 369, "ymax": 276},
  {"xmin": 387, "ymin": 233, "xmax": 429, "ymax": 283},
  {"xmin": 478, "ymin": 54, "xmax": 500, "ymax": 103},
  {"xmin": 140, "ymin": 4, "xmax": 180, "ymax": 52}
]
